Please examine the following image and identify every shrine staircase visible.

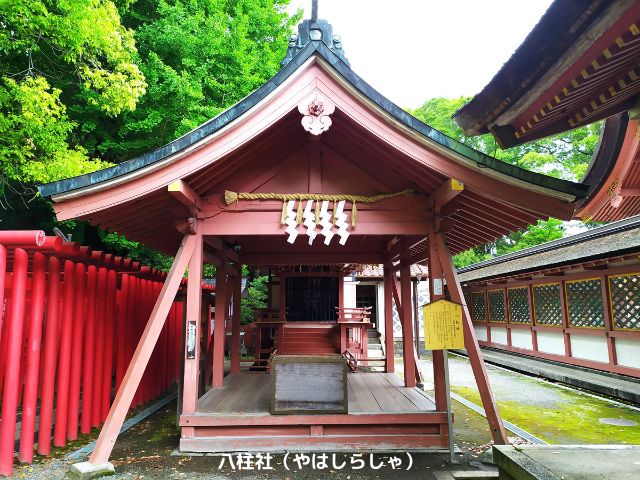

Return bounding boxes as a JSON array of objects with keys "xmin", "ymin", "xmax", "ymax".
[
  {"xmin": 280, "ymin": 324, "xmax": 340, "ymax": 355},
  {"xmin": 366, "ymin": 329, "xmax": 386, "ymax": 372}
]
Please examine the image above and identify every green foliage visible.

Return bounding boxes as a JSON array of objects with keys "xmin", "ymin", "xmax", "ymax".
[
  {"xmin": 452, "ymin": 248, "xmax": 491, "ymax": 269},
  {"xmin": 99, "ymin": 230, "xmax": 174, "ymax": 271},
  {"xmin": 412, "ymin": 98, "xmax": 598, "ymax": 268},
  {"xmin": 0, "ymin": 0, "xmax": 146, "ymax": 193},
  {"xmin": 94, "ymin": 0, "xmax": 301, "ymax": 161},
  {"xmin": 241, "ymin": 275, "xmax": 269, "ymax": 324},
  {"xmin": 411, "ymin": 97, "xmax": 601, "ymax": 182},
  {"xmin": 0, "ymin": 0, "xmax": 299, "ymax": 269}
]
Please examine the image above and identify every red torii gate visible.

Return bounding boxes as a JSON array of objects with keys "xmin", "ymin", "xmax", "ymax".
[{"xmin": 38, "ymin": 13, "xmax": 585, "ymax": 477}]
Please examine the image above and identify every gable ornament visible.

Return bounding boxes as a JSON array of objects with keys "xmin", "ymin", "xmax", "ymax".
[{"xmin": 298, "ymin": 94, "xmax": 335, "ymax": 136}]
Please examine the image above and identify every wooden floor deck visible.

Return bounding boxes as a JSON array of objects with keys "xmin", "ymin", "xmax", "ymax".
[
  {"xmin": 179, "ymin": 372, "xmax": 448, "ymax": 452},
  {"xmin": 195, "ymin": 372, "xmax": 436, "ymax": 415}
]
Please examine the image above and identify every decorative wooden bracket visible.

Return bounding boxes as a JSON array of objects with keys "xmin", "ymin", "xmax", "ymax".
[
  {"xmin": 427, "ymin": 178, "xmax": 464, "ymax": 232},
  {"xmin": 168, "ymin": 180, "xmax": 203, "ymax": 212},
  {"xmin": 298, "ymin": 93, "xmax": 335, "ymax": 136}
]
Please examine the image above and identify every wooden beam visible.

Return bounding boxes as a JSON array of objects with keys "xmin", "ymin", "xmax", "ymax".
[
  {"xmin": 427, "ymin": 235, "xmax": 447, "ymax": 414},
  {"xmin": 182, "ymin": 234, "xmax": 203, "ymax": 415},
  {"xmin": 242, "ymin": 253, "xmax": 384, "ymax": 265},
  {"xmin": 212, "ymin": 260, "xmax": 227, "ymax": 388},
  {"xmin": 202, "ymin": 236, "xmax": 240, "ymax": 264},
  {"xmin": 89, "ymin": 233, "xmax": 197, "ymax": 465},
  {"xmin": 399, "ymin": 262, "xmax": 416, "ymax": 388},
  {"xmin": 427, "ymin": 178, "xmax": 464, "ymax": 211},
  {"xmin": 230, "ymin": 271, "xmax": 242, "ymax": 375},
  {"xmin": 434, "ymin": 232, "xmax": 508, "ymax": 445},
  {"xmin": 168, "ymin": 180, "xmax": 203, "ymax": 211},
  {"xmin": 202, "ymin": 249, "xmax": 221, "ymax": 267},
  {"xmin": 383, "ymin": 265, "xmax": 395, "ymax": 373}
]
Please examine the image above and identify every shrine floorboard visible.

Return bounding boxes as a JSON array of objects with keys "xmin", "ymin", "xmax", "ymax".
[{"xmin": 179, "ymin": 372, "xmax": 449, "ymax": 452}]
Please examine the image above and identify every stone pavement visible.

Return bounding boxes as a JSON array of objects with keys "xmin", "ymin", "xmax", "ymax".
[{"xmin": 464, "ymin": 348, "xmax": 640, "ymax": 404}]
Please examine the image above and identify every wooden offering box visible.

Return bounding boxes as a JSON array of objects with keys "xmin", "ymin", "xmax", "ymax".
[{"xmin": 271, "ymin": 355, "xmax": 348, "ymax": 414}]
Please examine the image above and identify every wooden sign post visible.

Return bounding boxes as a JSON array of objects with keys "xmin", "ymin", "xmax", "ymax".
[{"xmin": 422, "ymin": 299, "xmax": 464, "ymax": 463}]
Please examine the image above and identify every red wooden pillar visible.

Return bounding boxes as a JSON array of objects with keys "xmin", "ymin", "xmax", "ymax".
[
  {"xmin": 230, "ymin": 270, "xmax": 242, "ymax": 374},
  {"xmin": 182, "ymin": 234, "xmax": 203, "ymax": 414},
  {"xmin": 383, "ymin": 265, "xmax": 395, "ymax": 373},
  {"xmin": 37, "ymin": 256, "xmax": 60, "ymax": 455},
  {"xmin": 92, "ymin": 268, "xmax": 108, "ymax": 426},
  {"xmin": 126, "ymin": 276, "xmax": 138, "ymax": 405},
  {"xmin": 116, "ymin": 274, "xmax": 130, "ymax": 392},
  {"xmin": 0, "ymin": 245, "xmax": 5, "ymax": 355},
  {"xmin": 67, "ymin": 263, "xmax": 86, "ymax": 440},
  {"xmin": 18, "ymin": 252, "xmax": 47, "ymax": 463},
  {"xmin": 400, "ymin": 263, "xmax": 416, "ymax": 388},
  {"xmin": 427, "ymin": 236, "xmax": 447, "ymax": 412},
  {"xmin": 81, "ymin": 265, "xmax": 98, "ymax": 434},
  {"xmin": 0, "ymin": 248, "xmax": 27, "ymax": 475},
  {"xmin": 101, "ymin": 270, "xmax": 117, "ymax": 421},
  {"xmin": 212, "ymin": 263, "xmax": 227, "ymax": 388},
  {"xmin": 53, "ymin": 260, "xmax": 76, "ymax": 446}
]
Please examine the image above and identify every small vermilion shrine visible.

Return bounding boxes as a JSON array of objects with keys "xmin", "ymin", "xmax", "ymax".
[{"xmin": 40, "ymin": 8, "xmax": 586, "ymax": 474}]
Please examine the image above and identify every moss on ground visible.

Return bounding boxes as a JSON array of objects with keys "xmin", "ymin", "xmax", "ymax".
[{"xmin": 451, "ymin": 385, "xmax": 640, "ymax": 445}]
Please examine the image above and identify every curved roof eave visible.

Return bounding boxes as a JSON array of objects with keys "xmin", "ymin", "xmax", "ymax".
[{"xmin": 39, "ymin": 41, "xmax": 587, "ymax": 201}]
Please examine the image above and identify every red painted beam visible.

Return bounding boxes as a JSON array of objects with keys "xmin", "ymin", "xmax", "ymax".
[
  {"xmin": 0, "ymin": 231, "xmax": 45, "ymax": 247},
  {"xmin": 0, "ymin": 248, "xmax": 28, "ymax": 475},
  {"xmin": 67, "ymin": 263, "xmax": 86, "ymax": 440},
  {"xmin": 53, "ymin": 260, "xmax": 76, "ymax": 447},
  {"xmin": 37, "ymin": 257, "xmax": 61, "ymax": 455}
]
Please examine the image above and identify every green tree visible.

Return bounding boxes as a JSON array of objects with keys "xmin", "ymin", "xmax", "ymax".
[
  {"xmin": 91, "ymin": 0, "xmax": 300, "ymax": 162},
  {"xmin": 241, "ymin": 275, "xmax": 269, "ymax": 324},
  {"xmin": 411, "ymin": 97, "xmax": 601, "ymax": 182},
  {"xmin": 412, "ymin": 97, "xmax": 600, "ymax": 268},
  {"xmin": 0, "ymin": 0, "xmax": 146, "ymax": 197}
]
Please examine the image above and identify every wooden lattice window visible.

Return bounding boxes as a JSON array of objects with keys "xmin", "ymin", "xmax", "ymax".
[
  {"xmin": 565, "ymin": 279, "xmax": 605, "ymax": 328},
  {"xmin": 609, "ymin": 273, "xmax": 640, "ymax": 330},
  {"xmin": 533, "ymin": 283, "xmax": 562, "ymax": 326},
  {"xmin": 463, "ymin": 291, "xmax": 472, "ymax": 313},
  {"xmin": 488, "ymin": 289, "xmax": 506, "ymax": 323},
  {"xmin": 508, "ymin": 287, "xmax": 531, "ymax": 324},
  {"xmin": 471, "ymin": 292, "xmax": 487, "ymax": 322}
]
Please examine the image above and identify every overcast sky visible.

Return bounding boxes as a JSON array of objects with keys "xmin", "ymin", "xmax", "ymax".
[{"xmin": 287, "ymin": 0, "xmax": 553, "ymax": 109}]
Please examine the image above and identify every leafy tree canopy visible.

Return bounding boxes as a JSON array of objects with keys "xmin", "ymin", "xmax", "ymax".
[
  {"xmin": 0, "ymin": 0, "xmax": 146, "ymax": 196},
  {"xmin": 411, "ymin": 98, "xmax": 601, "ymax": 268},
  {"xmin": 92, "ymin": 0, "xmax": 300, "ymax": 162},
  {"xmin": 0, "ymin": 0, "xmax": 299, "ymax": 269}
]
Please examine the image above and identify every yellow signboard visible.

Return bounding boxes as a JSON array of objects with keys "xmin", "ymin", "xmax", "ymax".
[{"xmin": 422, "ymin": 299, "xmax": 465, "ymax": 350}]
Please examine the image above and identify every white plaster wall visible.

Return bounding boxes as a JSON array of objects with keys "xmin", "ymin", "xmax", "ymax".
[
  {"xmin": 376, "ymin": 282, "xmax": 386, "ymax": 337},
  {"xmin": 510, "ymin": 329, "xmax": 533, "ymax": 350},
  {"xmin": 490, "ymin": 326, "xmax": 508, "ymax": 345},
  {"xmin": 474, "ymin": 325, "xmax": 488, "ymax": 342},
  {"xmin": 536, "ymin": 330, "xmax": 565, "ymax": 356},
  {"xmin": 343, "ymin": 277, "xmax": 357, "ymax": 308},
  {"xmin": 570, "ymin": 334, "xmax": 609, "ymax": 363},
  {"xmin": 615, "ymin": 338, "xmax": 640, "ymax": 369}
]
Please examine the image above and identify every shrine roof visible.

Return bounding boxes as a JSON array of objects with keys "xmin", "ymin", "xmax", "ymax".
[
  {"xmin": 457, "ymin": 215, "xmax": 640, "ymax": 283},
  {"xmin": 38, "ymin": 23, "xmax": 585, "ymax": 201},
  {"xmin": 453, "ymin": 0, "xmax": 639, "ymax": 148}
]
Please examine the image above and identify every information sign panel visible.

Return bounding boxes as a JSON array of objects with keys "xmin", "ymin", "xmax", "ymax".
[{"xmin": 422, "ymin": 299, "xmax": 464, "ymax": 350}]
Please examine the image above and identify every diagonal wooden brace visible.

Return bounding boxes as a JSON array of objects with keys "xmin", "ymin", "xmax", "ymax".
[
  {"xmin": 434, "ymin": 232, "xmax": 508, "ymax": 445},
  {"xmin": 87, "ymin": 233, "xmax": 197, "ymax": 465}
]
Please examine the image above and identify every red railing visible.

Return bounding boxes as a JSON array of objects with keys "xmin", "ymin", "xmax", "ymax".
[{"xmin": 0, "ymin": 231, "xmax": 205, "ymax": 476}]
